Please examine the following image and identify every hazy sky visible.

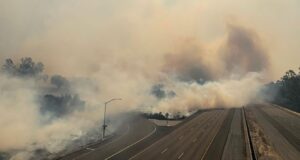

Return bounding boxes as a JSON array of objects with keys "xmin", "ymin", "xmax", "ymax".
[
  {"xmin": 0, "ymin": 0, "xmax": 299, "ymax": 79},
  {"xmin": 1, "ymin": 1, "xmax": 299, "ymax": 158}
]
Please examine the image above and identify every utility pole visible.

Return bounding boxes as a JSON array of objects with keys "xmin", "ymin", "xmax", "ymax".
[
  {"xmin": 165, "ymin": 112, "xmax": 169, "ymax": 126},
  {"xmin": 102, "ymin": 98, "xmax": 122, "ymax": 140}
]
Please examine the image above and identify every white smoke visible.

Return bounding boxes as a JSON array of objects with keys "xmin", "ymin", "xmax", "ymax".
[{"xmin": 0, "ymin": 0, "xmax": 277, "ymax": 159}]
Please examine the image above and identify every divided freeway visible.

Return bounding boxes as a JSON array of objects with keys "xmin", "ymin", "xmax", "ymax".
[{"xmin": 58, "ymin": 104, "xmax": 300, "ymax": 160}]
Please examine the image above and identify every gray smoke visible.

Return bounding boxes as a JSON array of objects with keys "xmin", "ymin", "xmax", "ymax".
[
  {"xmin": 151, "ymin": 84, "xmax": 176, "ymax": 99},
  {"xmin": 222, "ymin": 24, "xmax": 270, "ymax": 76},
  {"xmin": 152, "ymin": 23, "xmax": 271, "ymax": 114},
  {"xmin": 163, "ymin": 41, "xmax": 214, "ymax": 83},
  {"xmin": 0, "ymin": 23, "xmax": 272, "ymax": 160},
  {"xmin": 0, "ymin": 0, "xmax": 277, "ymax": 159},
  {"xmin": 163, "ymin": 24, "xmax": 270, "ymax": 84},
  {"xmin": 50, "ymin": 75, "xmax": 70, "ymax": 91}
]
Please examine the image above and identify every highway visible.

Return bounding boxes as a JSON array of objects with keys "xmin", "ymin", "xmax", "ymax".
[
  {"xmin": 247, "ymin": 104, "xmax": 300, "ymax": 160},
  {"xmin": 58, "ymin": 115, "xmax": 158, "ymax": 160},
  {"xmin": 57, "ymin": 105, "xmax": 300, "ymax": 160},
  {"xmin": 129, "ymin": 108, "xmax": 251, "ymax": 160},
  {"xmin": 57, "ymin": 108, "xmax": 253, "ymax": 160},
  {"xmin": 222, "ymin": 109, "xmax": 251, "ymax": 160}
]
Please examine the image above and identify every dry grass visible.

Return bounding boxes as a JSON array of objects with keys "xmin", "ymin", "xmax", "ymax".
[{"xmin": 245, "ymin": 109, "xmax": 282, "ymax": 160}]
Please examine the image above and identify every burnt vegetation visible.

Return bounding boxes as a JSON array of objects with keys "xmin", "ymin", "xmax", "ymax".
[{"xmin": 263, "ymin": 68, "xmax": 300, "ymax": 112}]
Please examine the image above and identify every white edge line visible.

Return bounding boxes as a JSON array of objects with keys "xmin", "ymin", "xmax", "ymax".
[
  {"xmin": 129, "ymin": 113, "xmax": 209, "ymax": 160},
  {"xmin": 130, "ymin": 111, "xmax": 221, "ymax": 160},
  {"xmin": 73, "ymin": 124, "xmax": 130, "ymax": 160},
  {"xmin": 200, "ymin": 112, "xmax": 227, "ymax": 160},
  {"xmin": 161, "ymin": 148, "xmax": 168, "ymax": 154},
  {"xmin": 178, "ymin": 152, "xmax": 184, "ymax": 159},
  {"xmin": 105, "ymin": 126, "xmax": 157, "ymax": 160}
]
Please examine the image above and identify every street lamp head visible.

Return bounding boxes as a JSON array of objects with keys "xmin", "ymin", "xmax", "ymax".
[{"xmin": 105, "ymin": 98, "xmax": 122, "ymax": 104}]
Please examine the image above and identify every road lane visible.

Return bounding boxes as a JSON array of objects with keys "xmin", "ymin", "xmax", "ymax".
[
  {"xmin": 59, "ymin": 115, "xmax": 155, "ymax": 160},
  {"xmin": 222, "ymin": 109, "xmax": 247, "ymax": 160},
  {"xmin": 261, "ymin": 104, "xmax": 300, "ymax": 141},
  {"xmin": 183, "ymin": 111, "xmax": 227, "ymax": 160},
  {"xmin": 201, "ymin": 109, "xmax": 234, "ymax": 160},
  {"xmin": 105, "ymin": 126, "xmax": 157, "ymax": 160},
  {"xmin": 257, "ymin": 106, "xmax": 300, "ymax": 151},
  {"xmin": 131, "ymin": 109, "xmax": 230, "ymax": 160},
  {"xmin": 157, "ymin": 111, "xmax": 223, "ymax": 160},
  {"xmin": 248, "ymin": 105, "xmax": 300, "ymax": 160},
  {"xmin": 131, "ymin": 111, "xmax": 216, "ymax": 160}
]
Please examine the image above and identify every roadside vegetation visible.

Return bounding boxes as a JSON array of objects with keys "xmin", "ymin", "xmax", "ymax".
[
  {"xmin": 262, "ymin": 68, "xmax": 300, "ymax": 112},
  {"xmin": 142, "ymin": 112, "xmax": 186, "ymax": 120}
]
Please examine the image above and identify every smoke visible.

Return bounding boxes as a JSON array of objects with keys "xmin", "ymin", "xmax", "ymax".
[
  {"xmin": 153, "ymin": 72, "xmax": 264, "ymax": 114},
  {"xmin": 151, "ymin": 23, "xmax": 270, "ymax": 114},
  {"xmin": 151, "ymin": 84, "xmax": 176, "ymax": 99},
  {"xmin": 0, "ymin": 75, "xmax": 38, "ymax": 152},
  {"xmin": 163, "ymin": 39, "xmax": 215, "ymax": 83},
  {"xmin": 0, "ymin": 73, "xmax": 102, "ymax": 159},
  {"xmin": 222, "ymin": 23, "xmax": 269, "ymax": 76},
  {"xmin": 0, "ymin": 0, "xmax": 275, "ymax": 159}
]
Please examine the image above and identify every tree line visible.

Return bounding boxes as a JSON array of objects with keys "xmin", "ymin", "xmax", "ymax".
[
  {"xmin": 1, "ymin": 57, "xmax": 85, "ymax": 118},
  {"xmin": 263, "ymin": 68, "xmax": 300, "ymax": 112}
]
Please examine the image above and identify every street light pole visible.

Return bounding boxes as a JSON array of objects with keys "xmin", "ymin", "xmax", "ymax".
[{"xmin": 102, "ymin": 98, "xmax": 122, "ymax": 140}]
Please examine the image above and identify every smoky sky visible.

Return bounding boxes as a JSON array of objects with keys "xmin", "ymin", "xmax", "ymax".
[
  {"xmin": 222, "ymin": 24, "xmax": 269, "ymax": 75},
  {"xmin": 163, "ymin": 24, "xmax": 270, "ymax": 83},
  {"xmin": 0, "ymin": 0, "xmax": 291, "ymax": 159},
  {"xmin": 163, "ymin": 49, "xmax": 213, "ymax": 83}
]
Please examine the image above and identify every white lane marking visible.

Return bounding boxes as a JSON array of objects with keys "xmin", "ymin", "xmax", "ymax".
[
  {"xmin": 86, "ymin": 148, "xmax": 94, "ymax": 151},
  {"xmin": 200, "ymin": 112, "xmax": 226, "ymax": 160},
  {"xmin": 73, "ymin": 124, "xmax": 130, "ymax": 160},
  {"xmin": 129, "ymin": 127, "xmax": 165, "ymax": 160},
  {"xmin": 178, "ymin": 152, "xmax": 184, "ymax": 159},
  {"xmin": 129, "ymin": 113, "xmax": 214, "ymax": 160},
  {"xmin": 105, "ymin": 126, "xmax": 157, "ymax": 160},
  {"xmin": 192, "ymin": 138, "xmax": 197, "ymax": 143},
  {"xmin": 161, "ymin": 148, "xmax": 168, "ymax": 154},
  {"xmin": 130, "ymin": 115, "xmax": 208, "ymax": 160}
]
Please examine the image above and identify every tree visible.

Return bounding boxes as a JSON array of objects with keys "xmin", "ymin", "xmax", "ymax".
[
  {"xmin": 2, "ymin": 59, "xmax": 16, "ymax": 75},
  {"xmin": 263, "ymin": 68, "xmax": 300, "ymax": 112},
  {"xmin": 2, "ymin": 57, "xmax": 44, "ymax": 77},
  {"xmin": 18, "ymin": 57, "xmax": 44, "ymax": 76}
]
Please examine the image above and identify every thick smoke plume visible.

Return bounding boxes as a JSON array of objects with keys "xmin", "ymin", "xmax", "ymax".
[
  {"xmin": 153, "ymin": 23, "xmax": 270, "ymax": 114},
  {"xmin": 0, "ymin": 0, "xmax": 273, "ymax": 159}
]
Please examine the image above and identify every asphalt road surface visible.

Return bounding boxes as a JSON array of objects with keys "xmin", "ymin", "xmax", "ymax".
[
  {"xmin": 58, "ymin": 115, "xmax": 157, "ymax": 160},
  {"xmin": 130, "ymin": 109, "xmax": 251, "ymax": 160},
  {"xmin": 222, "ymin": 109, "xmax": 251, "ymax": 160},
  {"xmin": 249, "ymin": 104, "xmax": 300, "ymax": 160},
  {"xmin": 58, "ymin": 108, "xmax": 252, "ymax": 160},
  {"xmin": 58, "ymin": 105, "xmax": 300, "ymax": 160}
]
